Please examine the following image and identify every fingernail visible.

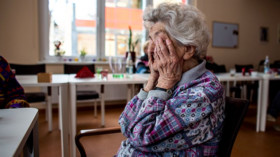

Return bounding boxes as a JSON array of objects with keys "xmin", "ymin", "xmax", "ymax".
[{"xmin": 166, "ymin": 39, "xmax": 171, "ymax": 44}]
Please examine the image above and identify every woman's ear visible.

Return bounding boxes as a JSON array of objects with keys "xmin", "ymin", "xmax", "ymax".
[{"xmin": 183, "ymin": 46, "xmax": 196, "ymax": 60}]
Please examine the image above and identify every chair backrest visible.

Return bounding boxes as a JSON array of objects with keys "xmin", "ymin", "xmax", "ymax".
[
  {"xmin": 217, "ymin": 97, "xmax": 249, "ymax": 157},
  {"xmin": 258, "ymin": 60, "xmax": 265, "ymax": 72},
  {"xmin": 9, "ymin": 63, "xmax": 46, "ymax": 75},
  {"xmin": 64, "ymin": 64, "xmax": 95, "ymax": 74},
  {"xmin": 216, "ymin": 64, "xmax": 226, "ymax": 73},
  {"xmin": 235, "ymin": 64, "xmax": 254, "ymax": 72},
  {"xmin": 271, "ymin": 60, "xmax": 280, "ymax": 69}
]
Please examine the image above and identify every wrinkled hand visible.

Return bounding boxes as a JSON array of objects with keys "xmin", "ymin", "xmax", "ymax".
[
  {"xmin": 144, "ymin": 40, "xmax": 159, "ymax": 92},
  {"xmin": 154, "ymin": 37, "xmax": 183, "ymax": 89}
]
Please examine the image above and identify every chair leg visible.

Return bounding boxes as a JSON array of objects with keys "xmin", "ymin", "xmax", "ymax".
[
  {"xmin": 94, "ymin": 101, "xmax": 97, "ymax": 118},
  {"xmin": 47, "ymin": 95, "xmax": 52, "ymax": 132},
  {"xmin": 250, "ymin": 89, "xmax": 254, "ymax": 102},
  {"xmin": 243, "ymin": 85, "xmax": 247, "ymax": 99}
]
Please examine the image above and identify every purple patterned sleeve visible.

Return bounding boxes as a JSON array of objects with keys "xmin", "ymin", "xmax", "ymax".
[{"xmin": 119, "ymin": 89, "xmax": 147, "ymax": 138}]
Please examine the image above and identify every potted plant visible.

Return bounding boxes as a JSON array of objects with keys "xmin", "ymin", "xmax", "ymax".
[
  {"xmin": 80, "ymin": 48, "xmax": 87, "ymax": 61},
  {"xmin": 126, "ymin": 26, "xmax": 139, "ymax": 63},
  {"xmin": 54, "ymin": 40, "xmax": 65, "ymax": 61}
]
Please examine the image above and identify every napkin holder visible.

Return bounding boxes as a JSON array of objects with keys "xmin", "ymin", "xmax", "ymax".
[{"xmin": 37, "ymin": 73, "xmax": 52, "ymax": 82}]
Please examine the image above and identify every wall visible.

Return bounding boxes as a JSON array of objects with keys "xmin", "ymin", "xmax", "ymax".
[
  {"xmin": 197, "ymin": 0, "xmax": 280, "ymax": 70},
  {"xmin": 0, "ymin": 0, "xmax": 39, "ymax": 64},
  {"xmin": 0, "ymin": 0, "xmax": 280, "ymax": 70}
]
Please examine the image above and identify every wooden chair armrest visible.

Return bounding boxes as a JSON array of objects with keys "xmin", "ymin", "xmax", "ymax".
[{"xmin": 75, "ymin": 127, "xmax": 121, "ymax": 157}]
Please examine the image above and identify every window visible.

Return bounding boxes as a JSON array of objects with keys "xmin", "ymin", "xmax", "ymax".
[
  {"xmin": 153, "ymin": 0, "xmax": 187, "ymax": 7},
  {"xmin": 47, "ymin": 0, "xmax": 147, "ymax": 60},
  {"xmin": 105, "ymin": 0, "xmax": 143, "ymax": 57},
  {"xmin": 43, "ymin": 0, "xmax": 189, "ymax": 61},
  {"xmin": 49, "ymin": 0, "xmax": 98, "ymax": 58}
]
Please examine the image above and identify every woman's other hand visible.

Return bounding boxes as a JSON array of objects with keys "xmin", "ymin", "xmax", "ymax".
[{"xmin": 155, "ymin": 37, "xmax": 183, "ymax": 89}]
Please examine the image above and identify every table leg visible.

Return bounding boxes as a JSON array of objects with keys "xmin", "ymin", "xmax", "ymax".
[
  {"xmin": 226, "ymin": 81, "xmax": 230, "ymax": 97},
  {"xmin": 70, "ymin": 84, "xmax": 77, "ymax": 157},
  {"xmin": 47, "ymin": 87, "xmax": 52, "ymax": 132},
  {"xmin": 132, "ymin": 84, "xmax": 135, "ymax": 96},
  {"xmin": 260, "ymin": 77, "xmax": 270, "ymax": 132},
  {"xmin": 127, "ymin": 84, "xmax": 132, "ymax": 103},
  {"xmin": 47, "ymin": 95, "xmax": 52, "ymax": 132},
  {"xmin": 256, "ymin": 80, "xmax": 263, "ymax": 132},
  {"xmin": 33, "ymin": 120, "xmax": 39, "ymax": 157},
  {"xmin": 59, "ymin": 84, "xmax": 70, "ymax": 157},
  {"xmin": 101, "ymin": 85, "xmax": 105, "ymax": 127},
  {"xmin": 58, "ymin": 86, "xmax": 62, "ymax": 130}
]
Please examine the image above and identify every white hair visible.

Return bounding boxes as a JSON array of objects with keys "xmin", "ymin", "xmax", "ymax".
[{"xmin": 143, "ymin": 3, "xmax": 210, "ymax": 60}]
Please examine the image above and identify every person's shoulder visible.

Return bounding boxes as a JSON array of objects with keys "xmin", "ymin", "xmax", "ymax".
[
  {"xmin": 178, "ymin": 71, "xmax": 223, "ymax": 101},
  {"xmin": 200, "ymin": 71, "xmax": 224, "ymax": 102},
  {"xmin": 0, "ymin": 56, "xmax": 12, "ymax": 79},
  {"xmin": 0, "ymin": 56, "xmax": 8, "ymax": 68},
  {"xmin": 0, "ymin": 56, "xmax": 9, "ymax": 64}
]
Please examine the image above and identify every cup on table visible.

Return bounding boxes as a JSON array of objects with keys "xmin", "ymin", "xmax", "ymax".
[
  {"xmin": 101, "ymin": 69, "xmax": 108, "ymax": 80},
  {"xmin": 242, "ymin": 67, "xmax": 246, "ymax": 76},
  {"xmin": 249, "ymin": 68, "xmax": 253, "ymax": 76},
  {"xmin": 96, "ymin": 67, "xmax": 103, "ymax": 79},
  {"xmin": 251, "ymin": 71, "xmax": 258, "ymax": 77},
  {"xmin": 230, "ymin": 69, "xmax": 236, "ymax": 77}
]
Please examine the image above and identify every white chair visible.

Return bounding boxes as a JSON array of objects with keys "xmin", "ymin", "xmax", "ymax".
[{"xmin": 64, "ymin": 64, "xmax": 101, "ymax": 117}]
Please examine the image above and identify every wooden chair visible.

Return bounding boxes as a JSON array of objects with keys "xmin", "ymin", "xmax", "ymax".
[
  {"xmin": 75, "ymin": 97, "xmax": 249, "ymax": 157},
  {"xmin": 9, "ymin": 63, "xmax": 54, "ymax": 131},
  {"xmin": 64, "ymin": 64, "xmax": 100, "ymax": 117}
]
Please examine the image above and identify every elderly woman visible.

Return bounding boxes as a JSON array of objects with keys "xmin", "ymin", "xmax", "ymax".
[{"xmin": 117, "ymin": 3, "xmax": 225, "ymax": 157}]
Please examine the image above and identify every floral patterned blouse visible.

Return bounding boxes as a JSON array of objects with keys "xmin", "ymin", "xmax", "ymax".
[
  {"xmin": 117, "ymin": 61, "xmax": 225, "ymax": 157},
  {"xmin": 0, "ymin": 56, "xmax": 29, "ymax": 108}
]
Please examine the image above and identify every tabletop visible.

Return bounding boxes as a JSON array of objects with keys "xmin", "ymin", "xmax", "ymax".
[
  {"xmin": 68, "ymin": 74, "xmax": 148, "ymax": 85},
  {"xmin": 0, "ymin": 108, "xmax": 38, "ymax": 157},
  {"xmin": 16, "ymin": 74, "xmax": 69, "ymax": 87},
  {"xmin": 215, "ymin": 73, "xmax": 263, "ymax": 81}
]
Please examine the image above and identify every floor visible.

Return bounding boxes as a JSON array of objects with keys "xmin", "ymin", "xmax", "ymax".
[{"xmin": 37, "ymin": 104, "xmax": 280, "ymax": 157}]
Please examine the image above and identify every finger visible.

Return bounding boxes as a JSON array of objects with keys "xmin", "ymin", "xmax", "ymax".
[
  {"xmin": 147, "ymin": 42, "xmax": 155, "ymax": 63},
  {"xmin": 166, "ymin": 38, "xmax": 176, "ymax": 57},
  {"xmin": 157, "ymin": 37, "xmax": 169, "ymax": 58},
  {"xmin": 154, "ymin": 47, "xmax": 160, "ymax": 60}
]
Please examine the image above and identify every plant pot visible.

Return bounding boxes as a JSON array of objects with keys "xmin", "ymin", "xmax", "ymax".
[
  {"xmin": 56, "ymin": 55, "xmax": 63, "ymax": 61},
  {"xmin": 80, "ymin": 56, "xmax": 86, "ymax": 62},
  {"xmin": 125, "ymin": 51, "xmax": 136, "ymax": 63},
  {"xmin": 125, "ymin": 51, "xmax": 136, "ymax": 73}
]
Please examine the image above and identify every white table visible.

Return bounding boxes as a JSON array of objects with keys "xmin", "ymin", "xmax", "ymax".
[
  {"xmin": 68, "ymin": 73, "xmax": 148, "ymax": 157},
  {"xmin": 216, "ymin": 73, "xmax": 263, "ymax": 132},
  {"xmin": 0, "ymin": 108, "xmax": 39, "ymax": 157},
  {"xmin": 16, "ymin": 75, "xmax": 70, "ymax": 157},
  {"xmin": 260, "ymin": 74, "xmax": 280, "ymax": 132}
]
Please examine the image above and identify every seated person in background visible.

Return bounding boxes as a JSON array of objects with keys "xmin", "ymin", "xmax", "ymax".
[
  {"xmin": 0, "ymin": 56, "xmax": 29, "ymax": 108},
  {"xmin": 136, "ymin": 40, "xmax": 150, "ymax": 73},
  {"xmin": 267, "ymin": 90, "xmax": 280, "ymax": 131},
  {"xmin": 117, "ymin": 3, "xmax": 225, "ymax": 156}
]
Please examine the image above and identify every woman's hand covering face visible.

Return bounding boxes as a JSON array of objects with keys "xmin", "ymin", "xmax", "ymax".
[
  {"xmin": 145, "ymin": 22, "xmax": 184, "ymax": 91},
  {"xmin": 153, "ymin": 35, "xmax": 183, "ymax": 89}
]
